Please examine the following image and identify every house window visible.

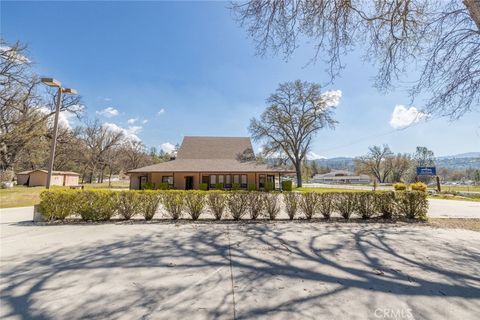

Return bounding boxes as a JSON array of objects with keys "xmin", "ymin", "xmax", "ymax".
[
  {"xmin": 210, "ymin": 175, "xmax": 216, "ymax": 187},
  {"xmin": 233, "ymin": 175, "xmax": 240, "ymax": 184},
  {"xmin": 218, "ymin": 175, "xmax": 224, "ymax": 184},
  {"xmin": 225, "ymin": 175, "xmax": 231, "ymax": 188},
  {"xmin": 241, "ymin": 174, "xmax": 247, "ymax": 188},
  {"xmin": 162, "ymin": 176, "xmax": 173, "ymax": 187}
]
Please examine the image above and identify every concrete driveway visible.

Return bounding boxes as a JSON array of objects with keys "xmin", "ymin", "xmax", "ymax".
[
  {"xmin": 428, "ymin": 199, "xmax": 480, "ymax": 218},
  {"xmin": 1, "ymin": 206, "xmax": 479, "ymax": 319}
]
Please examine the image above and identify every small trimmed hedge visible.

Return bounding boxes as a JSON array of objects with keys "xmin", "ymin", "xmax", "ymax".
[
  {"xmin": 393, "ymin": 182, "xmax": 407, "ymax": 191},
  {"xmin": 282, "ymin": 180, "xmax": 293, "ymax": 191},
  {"xmin": 39, "ymin": 189, "xmax": 428, "ymax": 221},
  {"xmin": 396, "ymin": 191, "xmax": 428, "ymax": 219},
  {"xmin": 411, "ymin": 182, "xmax": 427, "ymax": 192}
]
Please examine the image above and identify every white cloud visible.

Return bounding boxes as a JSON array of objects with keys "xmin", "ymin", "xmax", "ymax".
[
  {"xmin": 142, "ymin": 119, "xmax": 148, "ymax": 124},
  {"xmin": 37, "ymin": 106, "xmax": 81, "ymax": 129},
  {"xmin": 96, "ymin": 107, "xmax": 119, "ymax": 118},
  {"xmin": 157, "ymin": 108, "xmax": 165, "ymax": 116},
  {"xmin": 104, "ymin": 97, "xmax": 112, "ymax": 102},
  {"xmin": 389, "ymin": 105, "xmax": 427, "ymax": 129},
  {"xmin": 127, "ymin": 118, "xmax": 138, "ymax": 124},
  {"xmin": 57, "ymin": 111, "xmax": 77, "ymax": 129},
  {"xmin": 320, "ymin": 90, "xmax": 342, "ymax": 107},
  {"xmin": 0, "ymin": 46, "xmax": 30, "ymax": 64},
  {"xmin": 103, "ymin": 122, "xmax": 141, "ymax": 141},
  {"xmin": 307, "ymin": 151, "xmax": 326, "ymax": 160},
  {"xmin": 161, "ymin": 142, "xmax": 176, "ymax": 154}
]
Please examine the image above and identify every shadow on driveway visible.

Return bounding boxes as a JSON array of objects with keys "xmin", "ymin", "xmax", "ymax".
[{"xmin": 1, "ymin": 223, "xmax": 479, "ymax": 319}]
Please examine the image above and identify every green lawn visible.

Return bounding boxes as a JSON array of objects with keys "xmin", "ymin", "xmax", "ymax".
[
  {"xmin": 297, "ymin": 186, "xmax": 480, "ymax": 202},
  {"xmin": 81, "ymin": 181, "xmax": 130, "ymax": 190},
  {"xmin": 429, "ymin": 194, "xmax": 480, "ymax": 203},
  {"xmin": 0, "ymin": 181, "xmax": 130, "ymax": 209},
  {"xmin": 438, "ymin": 185, "xmax": 480, "ymax": 193},
  {"xmin": 0, "ymin": 186, "xmax": 45, "ymax": 208},
  {"xmin": 295, "ymin": 187, "xmax": 364, "ymax": 193}
]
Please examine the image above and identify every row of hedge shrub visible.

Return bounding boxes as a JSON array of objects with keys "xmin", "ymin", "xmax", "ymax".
[{"xmin": 39, "ymin": 190, "xmax": 428, "ymax": 222}]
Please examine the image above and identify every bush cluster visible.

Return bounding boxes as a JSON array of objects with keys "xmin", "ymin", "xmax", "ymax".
[
  {"xmin": 393, "ymin": 182, "xmax": 407, "ymax": 191},
  {"xmin": 39, "ymin": 189, "xmax": 428, "ymax": 221},
  {"xmin": 282, "ymin": 180, "xmax": 293, "ymax": 191},
  {"xmin": 283, "ymin": 192, "xmax": 299, "ymax": 220},
  {"xmin": 410, "ymin": 182, "xmax": 427, "ymax": 192},
  {"xmin": 207, "ymin": 191, "xmax": 227, "ymax": 220}
]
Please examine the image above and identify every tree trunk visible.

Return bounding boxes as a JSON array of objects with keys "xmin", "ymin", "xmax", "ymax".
[
  {"xmin": 108, "ymin": 166, "xmax": 112, "ymax": 188},
  {"xmin": 465, "ymin": 0, "xmax": 480, "ymax": 31},
  {"xmin": 295, "ymin": 162, "xmax": 303, "ymax": 187}
]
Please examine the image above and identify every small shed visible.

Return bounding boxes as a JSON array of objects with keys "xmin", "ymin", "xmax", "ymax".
[{"xmin": 16, "ymin": 170, "xmax": 80, "ymax": 187}]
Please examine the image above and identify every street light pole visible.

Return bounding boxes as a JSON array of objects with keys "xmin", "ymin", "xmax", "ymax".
[
  {"xmin": 45, "ymin": 86, "xmax": 62, "ymax": 189},
  {"xmin": 41, "ymin": 78, "xmax": 77, "ymax": 189}
]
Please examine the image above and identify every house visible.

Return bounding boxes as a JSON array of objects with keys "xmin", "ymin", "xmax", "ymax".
[
  {"xmin": 16, "ymin": 170, "xmax": 80, "ymax": 187},
  {"xmin": 128, "ymin": 136, "xmax": 295, "ymax": 190},
  {"xmin": 312, "ymin": 170, "xmax": 370, "ymax": 184}
]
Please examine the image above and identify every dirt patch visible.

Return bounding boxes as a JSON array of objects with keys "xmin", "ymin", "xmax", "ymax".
[{"xmin": 426, "ymin": 218, "xmax": 480, "ymax": 232}]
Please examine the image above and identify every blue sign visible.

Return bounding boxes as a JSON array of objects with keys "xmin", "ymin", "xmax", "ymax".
[{"xmin": 416, "ymin": 167, "xmax": 436, "ymax": 176}]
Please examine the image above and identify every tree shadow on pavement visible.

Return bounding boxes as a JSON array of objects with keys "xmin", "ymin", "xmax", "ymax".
[{"xmin": 1, "ymin": 223, "xmax": 479, "ymax": 319}]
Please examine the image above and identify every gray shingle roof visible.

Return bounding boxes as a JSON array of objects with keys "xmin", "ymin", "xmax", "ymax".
[
  {"xmin": 16, "ymin": 169, "xmax": 80, "ymax": 176},
  {"xmin": 129, "ymin": 136, "xmax": 293, "ymax": 173},
  {"xmin": 177, "ymin": 136, "xmax": 253, "ymax": 159}
]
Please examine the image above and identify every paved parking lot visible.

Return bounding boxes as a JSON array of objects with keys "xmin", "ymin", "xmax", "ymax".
[{"xmin": 1, "ymin": 206, "xmax": 479, "ymax": 319}]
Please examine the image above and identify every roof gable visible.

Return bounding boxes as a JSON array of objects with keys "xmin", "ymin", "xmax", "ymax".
[{"xmin": 176, "ymin": 136, "xmax": 254, "ymax": 160}]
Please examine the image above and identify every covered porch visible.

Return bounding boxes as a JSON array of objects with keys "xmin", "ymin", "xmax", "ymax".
[{"xmin": 129, "ymin": 171, "xmax": 292, "ymax": 190}]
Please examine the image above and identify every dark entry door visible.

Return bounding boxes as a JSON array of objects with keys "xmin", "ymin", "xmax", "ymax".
[
  {"xmin": 202, "ymin": 175, "xmax": 209, "ymax": 190},
  {"xmin": 185, "ymin": 176, "xmax": 194, "ymax": 190}
]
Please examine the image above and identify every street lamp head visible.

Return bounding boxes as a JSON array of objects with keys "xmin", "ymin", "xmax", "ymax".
[
  {"xmin": 41, "ymin": 77, "xmax": 61, "ymax": 87},
  {"xmin": 62, "ymin": 88, "xmax": 77, "ymax": 95}
]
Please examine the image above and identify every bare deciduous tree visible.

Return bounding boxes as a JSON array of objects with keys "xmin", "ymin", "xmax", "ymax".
[
  {"xmin": 388, "ymin": 153, "xmax": 413, "ymax": 182},
  {"xmin": 80, "ymin": 120, "xmax": 124, "ymax": 183},
  {"xmin": 233, "ymin": 0, "xmax": 480, "ymax": 119},
  {"xmin": 414, "ymin": 146, "xmax": 435, "ymax": 167},
  {"xmin": 0, "ymin": 40, "xmax": 82, "ymax": 172},
  {"xmin": 355, "ymin": 145, "xmax": 394, "ymax": 183},
  {"xmin": 249, "ymin": 80, "xmax": 338, "ymax": 187},
  {"xmin": 119, "ymin": 140, "xmax": 151, "ymax": 171}
]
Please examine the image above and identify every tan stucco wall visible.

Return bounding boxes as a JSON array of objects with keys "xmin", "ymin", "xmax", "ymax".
[
  {"xmin": 25, "ymin": 171, "xmax": 78, "ymax": 187},
  {"xmin": 129, "ymin": 173, "xmax": 142, "ymax": 190},
  {"xmin": 129, "ymin": 171, "xmax": 282, "ymax": 190},
  {"xmin": 16, "ymin": 174, "xmax": 29, "ymax": 185},
  {"xmin": 28, "ymin": 171, "xmax": 47, "ymax": 186},
  {"xmin": 51, "ymin": 174, "xmax": 64, "ymax": 186},
  {"xmin": 64, "ymin": 175, "xmax": 79, "ymax": 186}
]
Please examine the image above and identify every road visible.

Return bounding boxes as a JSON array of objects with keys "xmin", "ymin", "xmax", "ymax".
[
  {"xmin": 428, "ymin": 199, "xmax": 480, "ymax": 218},
  {"xmin": 1, "ymin": 204, "xmax": 479, "ymax": 319}
]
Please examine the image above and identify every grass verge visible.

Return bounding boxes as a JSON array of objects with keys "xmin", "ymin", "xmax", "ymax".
[{"xmin": 0, "ymin": 181, "xmax": 130, "ymax": 209}]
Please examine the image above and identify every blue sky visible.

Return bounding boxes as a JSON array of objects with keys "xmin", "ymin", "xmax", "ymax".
[{"xmin": 2, "ymin": 1, "xmax": 479, "ymax": 158}]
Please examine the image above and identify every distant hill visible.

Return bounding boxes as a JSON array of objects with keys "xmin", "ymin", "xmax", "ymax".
[
  {"xmin": 307, "ymin": 152, "xmax": 480, "ymax": 171},
  {"xmin": 437, "ymin": 152, "xmax": 480, "ymax": 159},
  {"xmin": 309, "ymin": 157, "xmax": 356, "ymax": 171},
  {"xmin": 435, "ymin": 156, "xmax": 480, "ymax": 170}
]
